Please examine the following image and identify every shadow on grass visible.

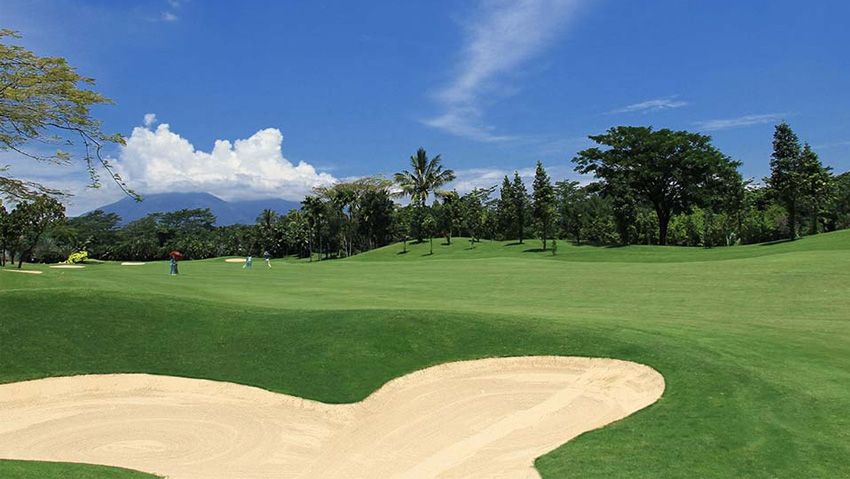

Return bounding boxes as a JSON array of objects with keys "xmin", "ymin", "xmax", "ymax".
[
  {"xmin": 758, "ymin": 238, "xmax": 796, "ymax": 246},
  {"xmin": 396, "ymin": 250, "xmax": 409, "ymax": 255}
]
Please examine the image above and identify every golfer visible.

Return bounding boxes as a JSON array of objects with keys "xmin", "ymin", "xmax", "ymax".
[
  {"xmin": 243, "ymin": 255, "xmax": 253, "ymax": 269},
  {"xmin": 264, "ymin": 250, "xmax": 272, "ymax": 268},
  {"xmin": 169, "ymin": 256, "xmax": 179, "ymax": 275}
]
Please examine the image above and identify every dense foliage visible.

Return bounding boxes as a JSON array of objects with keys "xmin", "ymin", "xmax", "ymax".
[{"xmin": 1, "ymin": 125, "xmax": 848, "ymax": 265}]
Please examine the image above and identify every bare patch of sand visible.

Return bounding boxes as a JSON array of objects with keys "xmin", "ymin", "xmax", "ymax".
[
  {"xmin": 49, "ymin": 265, "xmax": 86, "ymax": 269},
  {"xmin": 2, "ymin": 269, "xmax": 42, "ymax": 274},
  {"xmin": 0, "ymin": 356, "xmax": 664, "ymax": 479},
  {"xmin": 121, "ymin": 262, "xmax": 146, "ymax": 266},
  {"xmin": 224, "ymin": 258, "xmax": 245, "ymax": 263}
]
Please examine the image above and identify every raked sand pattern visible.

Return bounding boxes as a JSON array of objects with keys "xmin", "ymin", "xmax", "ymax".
[{"xmin": 0, "ymin": 356, "xmax": 664, "ymax": 479}]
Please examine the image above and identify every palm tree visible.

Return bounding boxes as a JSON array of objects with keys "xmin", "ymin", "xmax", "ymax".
[{"xmin": 394, "ymin": 148, "xmax": 456, "ymax": 207}]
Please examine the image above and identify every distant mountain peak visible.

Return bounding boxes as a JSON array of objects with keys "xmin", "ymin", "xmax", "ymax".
[{"xmin": 88, "ymin": 192, "xmax": 300, "ymax": 226}]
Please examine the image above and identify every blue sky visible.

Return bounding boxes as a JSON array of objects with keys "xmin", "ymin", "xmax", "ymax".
[{"xmin": 3, "ymin": 0, "xmax": 849, "ymax": 213}]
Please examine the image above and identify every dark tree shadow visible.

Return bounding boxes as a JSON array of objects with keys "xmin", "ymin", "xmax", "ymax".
[{"xmin": 758, "ymin": 238, "xmax": 796, "ymax": 246}]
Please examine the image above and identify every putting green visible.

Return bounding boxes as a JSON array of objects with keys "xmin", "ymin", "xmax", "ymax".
[{"xmin": 1, "ymin": 230, "xmax": 849, "ymax": 478}]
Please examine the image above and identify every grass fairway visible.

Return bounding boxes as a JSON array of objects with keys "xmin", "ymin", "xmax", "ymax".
[{"xmin": 1, "ymin": 231, "xmax": 849, "ymax": 477}]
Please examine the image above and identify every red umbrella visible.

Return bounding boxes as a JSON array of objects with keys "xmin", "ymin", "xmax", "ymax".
[{"xmin": 169, "ymin": 251, "xmax": 184, "ymax": 260}]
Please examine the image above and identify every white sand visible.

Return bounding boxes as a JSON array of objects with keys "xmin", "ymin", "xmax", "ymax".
[
  {"xmin": 49, "ymin": 265, "xmax": 86, "ymax": 269},
  {"xmin": 0, "ymin": 356, "xmax": 664, "ymax": 479},
  {"xmin": 121, "ymin": 262, "xmax": 146, "ymax": 266},
  {"xmin": 2, "ymin": 269, "xmax": 42, "ymax": 274},
  {"xmin": 224, "ymin": 258, "xmax": 246, "ymax": 263}
]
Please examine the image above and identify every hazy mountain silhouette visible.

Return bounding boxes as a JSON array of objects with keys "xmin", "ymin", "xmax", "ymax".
[{"xmin": 89, "ymin": 192, "xmax": 300, "ymax": 225}]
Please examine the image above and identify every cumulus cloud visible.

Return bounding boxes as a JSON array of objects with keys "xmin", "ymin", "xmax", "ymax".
[
  {"xmin": 610, "ymin": 96, "xmax": 689, "ymax": 114},
  {"xmin": 424, "ymin": 0, "xmax": 583, "ymax": 142},
  {"xmin": 114, "ymin": 118, "xmax": 336, "ymax": 201},
  {"xmin": 143, "ymin": 113, "xmax": 157, "ymax": 127},
  {"xmin": 695, "ymin": 113, "xmax": 787, "ymax": 131}
]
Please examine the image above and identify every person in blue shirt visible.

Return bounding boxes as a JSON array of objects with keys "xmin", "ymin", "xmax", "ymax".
[
  {"xmin": 263, "ymin": 250, "xmax": 272, "ymax": 268},
  {"xmin": 243, "ymin": 255, "xmax": 253, "ymax": 269},
  {"xmin": 169, "ymin": 256, "xmax": 179, "ymax": 275}
]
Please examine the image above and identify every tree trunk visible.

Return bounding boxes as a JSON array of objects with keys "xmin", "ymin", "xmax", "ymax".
[
  {"xmin": 657, "ymin": 211, "xmax": 670, "ymax": 246},
  {"xmin": 542, "ymin": 221, "xmax": 548, "ymax": 251},
  {"xmin": 429, "ymin": 237, "xmax": 433, "ymax": 255}
]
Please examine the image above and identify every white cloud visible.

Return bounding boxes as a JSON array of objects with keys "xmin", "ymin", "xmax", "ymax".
[
  {"xmin": 695, "ymin": 113, "xmax": 787, "ymax": 131},
  {"xmin": 424, "ymin": 0, "xmax": 583, "ymax": 142},
  {"xmin": 450, "ymin": 163, "xmax": 580, "ymax": 194},
  {"xmin": 143, "ymin": 113, "xmax": 157, "ymax": 127},
  {"xmin": 610, "ymin": 96, "xmax": 689, "ymax": 114},
  {"xmin": 813, "ymin": 140, "xmax": 850, "ymax": 150},
  {"xmin": 161, "ymin": 11, "xmax": 178, "ymax": 22},
  {"xmin": 113, "ymin": 119, "xmax": 336, "ymax": 201}
]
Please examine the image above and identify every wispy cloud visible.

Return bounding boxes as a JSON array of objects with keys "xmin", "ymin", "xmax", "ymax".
[
  {"xmin": 423, "ymin": 0, "xmax": 583, "ymax": 142},
  {"xmin": 610, "ymin": 96, "xmax": 688, "ymax": 114},
  {"xmin": 695, "ymin": 113, "xmax": 787, "ymax": 131},
  {"xmin": 451, "ymin": 163, "xmax": 580, "ymax": 193},
  {"xmin": 813, "ymin": 140, "xmax": 850, "ymax": 150},
  {"xmin": 160, "ymin": 11, "xmax": 178, "ymax": 22}
]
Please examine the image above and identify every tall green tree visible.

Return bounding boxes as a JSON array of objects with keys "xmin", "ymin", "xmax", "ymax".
[
  {"xmin": 766, "ymin": 122, "xmax": 804, "ymax": 240},
  {"xmin": 255, "ymin": 209, "xmax": 280, "ymax": 254},
  {"xmin": 574, "ymin": 126, "xmax": 742, "ymax": 245},
  {"xmin": 65, "ymin": 209, "xmax": 121, "ymax": 258},
  {"xmin": 555, "ymin": 180, "xmax": 586, "ymax": 244},
  {"xmin": 799, "ymin": 143, "xmax": 833, "ymax": 235},
  {"xmin": 511, "ymin": 172, "xmax": 529, "ymax": 244},
  {"xmin": 496, "ymin": 175, "xmax": 516, "ymax": 240},
  {"xmin": 460, "ymin": 187, "xmax": 493, "ymax": 244},
  {"xmin": 0, "ymin": 202, "xmax": 10, "ymax": 266},
  {"xmin": 301, "ymin": 195, "xmax": 326, "ymax": 261},
  {"xmin": 422, "ymin": 211, "xmax": 436, "ymax": 255},
  {"xmin": 436, "ymin": 190, "xmax": 462, "ymax": 245},
  {"xmin": 8, "ymin": 195, "xmax": 65, "ymax": 268},
  {"xmin": 0, "ymin": 30, "xmax": 132, "ymax": 200},
  {"xmin": 827, "ymin": 171, "xmax": 850, "ymax": 230},
  {"xmin": 532, "ymin": 161, "xmax": 556, "ymax": 250}
]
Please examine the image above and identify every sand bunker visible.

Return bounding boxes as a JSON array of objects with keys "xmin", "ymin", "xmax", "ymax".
[
  {"xmin": 0, "ymin": 357, "xmax": 663, "ymax": 479},
  {"xmin": 49, "ymin": 265, "xmax": 85, "ymax": 269},
  {"xmin": 121, "ymin": 262, "xmax": 146, "ymax": 266},
  {"xmin": 224, "ymin": 258, "xmax": 246, "ymax": 263},
  {"xmin": 2, "ymin": 269, "xmax": 42, "ymax": 274}
]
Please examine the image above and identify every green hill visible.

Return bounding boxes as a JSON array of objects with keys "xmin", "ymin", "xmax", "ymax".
[{"xmin": 2, "ymin": 230, "xmax": 849, "ymax": 477}]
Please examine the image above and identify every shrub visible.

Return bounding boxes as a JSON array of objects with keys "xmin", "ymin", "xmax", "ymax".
[{"xmin": 65, "ymin": 250, "xmax": 89, "ymax": 264}]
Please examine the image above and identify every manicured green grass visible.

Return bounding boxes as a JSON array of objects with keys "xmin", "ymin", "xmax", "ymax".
[
  {"xmin": 1, "ymin": 230, "xmax": 849, "ymax": 477},
  {"xmin": 0, "ymin": 460, "xmax": 157, "ymax": 479}
]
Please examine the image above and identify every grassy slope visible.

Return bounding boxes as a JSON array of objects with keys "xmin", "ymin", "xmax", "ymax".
[
  {"xmin": 0, "ymin": 461, "xmax": 156, "ymax": 479},
  {"xmin": 1, "ymin": 230, "xmax": 849, "ymax": 477}
]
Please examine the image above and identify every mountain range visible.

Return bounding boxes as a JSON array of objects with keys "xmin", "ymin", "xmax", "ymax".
[{"xmin": 89, "ymin": 192, "xmax": 301, "ymax": 226}]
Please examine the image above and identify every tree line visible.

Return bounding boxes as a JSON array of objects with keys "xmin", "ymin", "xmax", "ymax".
[
  {"xmin": 2, "ymin": 122, "xmax": 849, "ymax": 266},
  {"xmin": 3, "ymin": 31, "xmax": 849, "ymax": 266}
]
